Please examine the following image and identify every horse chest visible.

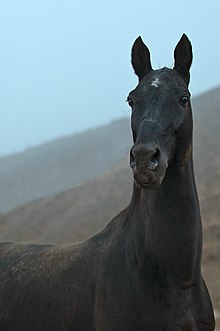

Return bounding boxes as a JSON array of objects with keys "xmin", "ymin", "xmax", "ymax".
[
  {"xmin": 94, "ymin": 300, "xmax": 197, "ymax": 331},
  {"xmin": 94, "ymin": 273, "xmax": 199, "ymax": 331}
]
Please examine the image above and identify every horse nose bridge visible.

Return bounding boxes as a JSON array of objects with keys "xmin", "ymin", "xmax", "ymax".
[
  {"xmin": 137, "ymin": 117, "xmax": 163, "ymax": 142},
  {"xmin": 132, "ymin": 142, "xmax": 158, "ymax": 156}
]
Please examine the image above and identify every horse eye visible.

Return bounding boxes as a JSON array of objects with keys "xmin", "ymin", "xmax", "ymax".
[
  {"xmin": 127, "ymin": 98, "xmax": 133, "ymax": 107},
  {"xmin": 179, "ymin": 96, "xmax": 189, "ymax": 105}
]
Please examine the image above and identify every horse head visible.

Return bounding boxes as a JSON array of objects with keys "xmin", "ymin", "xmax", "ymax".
[{"xmin": 128, "ymin": 34, "xmax": 193, "ymax": 189}]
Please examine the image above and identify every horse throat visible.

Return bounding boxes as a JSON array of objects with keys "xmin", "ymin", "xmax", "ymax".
[{"xmin": 128, "ymin": 155, "xmax": 202, "ymax": 286}]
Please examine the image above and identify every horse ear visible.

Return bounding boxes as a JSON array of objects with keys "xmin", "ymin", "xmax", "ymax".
[
  {"xmin": 174, "ymin": 34, "xmax": 193, "ymax": 86},
  {"xmin": 131, "ymin": 36, "xmax": 152, "ymax": 81}
]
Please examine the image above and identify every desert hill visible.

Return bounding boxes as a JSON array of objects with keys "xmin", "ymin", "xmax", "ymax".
[
  {"xmin": 0, "ymin": 86, "xmax": 219, "ymax": 314},
  {"xmin": 0, "ymin": 86, "xmax": 219, "ymax": 227},
  {"xmin": 0, "ymin": 86, "xmax": 219, "ymax": 243},
  {"xmin": 0, "ymin": 118, "xmax": 131, "ymax": 212}
]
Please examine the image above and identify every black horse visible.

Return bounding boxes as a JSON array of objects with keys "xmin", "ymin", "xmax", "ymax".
[{"xmin": 0, "ymin": 34, "xmax": 215, "ymax": 330}]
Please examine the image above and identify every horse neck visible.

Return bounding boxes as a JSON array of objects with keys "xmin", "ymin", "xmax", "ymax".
[{"xmin": 126, "ymin": 156, "xmax": 203, "ymax": 286}]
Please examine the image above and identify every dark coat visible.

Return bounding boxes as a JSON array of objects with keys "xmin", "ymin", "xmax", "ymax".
[{"xmin": 0, "ymin": 34, "xmax": 215, "ymax": 331}]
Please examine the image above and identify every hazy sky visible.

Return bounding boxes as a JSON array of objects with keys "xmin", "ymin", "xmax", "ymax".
[{"xmin": 0, "ymin": 0, "xmax": 220, "ymax": 156}]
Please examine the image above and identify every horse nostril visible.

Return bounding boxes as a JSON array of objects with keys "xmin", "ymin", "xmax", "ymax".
[
  {"xmin": 131, "ymin": 143, "xmax": 160, "ymax": 171},
  {"xmin": 147, "ymin": 148, "xmax": 160, "ymax": 170},
  {"xmin": 130, "ymin": 150, "xmax": 136, "ymax": 170},
  {"xmin": 147, "ymin": 159, "xmax": 159, "ymax": 170}
]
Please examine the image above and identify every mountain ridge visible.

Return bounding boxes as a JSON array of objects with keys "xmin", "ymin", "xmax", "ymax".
[
  {"xmin": 0, "ymin": 86, "xmax": 219, "ymax": 313},
  {"xmin": 0, "ymin": 86, "xmax": 220, "ymax": 213}
]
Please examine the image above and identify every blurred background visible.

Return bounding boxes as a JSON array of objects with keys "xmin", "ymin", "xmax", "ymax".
[{"xmin": 0, "ymin": 0, "xmax": 219, "ymax": 327}]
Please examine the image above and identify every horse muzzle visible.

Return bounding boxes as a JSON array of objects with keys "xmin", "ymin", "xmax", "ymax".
[{"xmin": 130, "ymin": 142, "xmax": 168, "ymax": 189}]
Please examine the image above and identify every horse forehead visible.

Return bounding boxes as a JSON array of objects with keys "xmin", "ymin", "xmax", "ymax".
[
  {"xmin": 155, "ymin": 71, "xmax": 178, "ymax": 84},
  {"xmin": 140, "ymin": 75, "xmax": 182, "ymax": 96},
  {"xmin": 129, "ymin": 69, "xmax": 184, "ymax": 99},
  {"xmin": 142, "ymin": 68, "xmax": 180, "ymax": 88},
  {"xmin": 151, "ymin": 77, "xmax": 160, "ymax": 88}
]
